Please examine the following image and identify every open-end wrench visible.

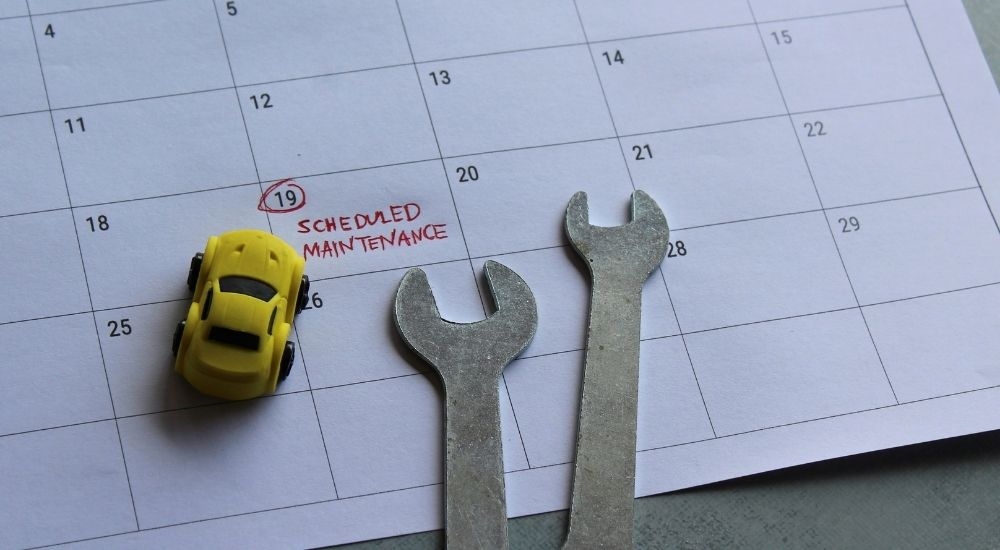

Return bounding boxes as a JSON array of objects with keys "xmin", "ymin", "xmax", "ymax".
[
  {"xmin": 563, "ymin": 190, "xmax": 670, "ymax": 549},
  {"xmin": 394, "ymin": 260, "xmax": 538, "ymax": 549}
]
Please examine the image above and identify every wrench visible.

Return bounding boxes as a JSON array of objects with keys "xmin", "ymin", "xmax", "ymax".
[
  {"xmin": 563, "ymin": 190, "xmax": 670, "ymax": 549},
  {"xmin": 393, "ymin": 260, "xmax": 538, "ymax": 549}
]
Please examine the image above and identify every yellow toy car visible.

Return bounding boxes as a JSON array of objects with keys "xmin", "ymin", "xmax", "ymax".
[{"xmin": 172, "ymin": 229, "xmax": 309, "ymax": 400}]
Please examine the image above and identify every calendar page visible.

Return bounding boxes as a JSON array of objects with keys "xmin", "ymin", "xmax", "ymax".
[{"xmin": 3, "ymin": 0, "xmax": 1000, "ymax": 548}]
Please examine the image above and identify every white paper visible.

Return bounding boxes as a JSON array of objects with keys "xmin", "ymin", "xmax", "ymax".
[{"xmin": 2, "ymin": 0, "xmax": 1000, "ymax": 547}]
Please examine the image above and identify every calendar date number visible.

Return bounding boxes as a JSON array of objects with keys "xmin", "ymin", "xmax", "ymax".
[
  {"xmin": 838, "ymin": 216, "xmax": 860, "ymax": 233},
  {"xmin": 108, "ymin": 318, "xmax": 132, "ymax": 337}
]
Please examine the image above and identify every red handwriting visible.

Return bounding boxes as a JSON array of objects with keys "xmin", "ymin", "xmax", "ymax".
[
  {"xmin": 303, "ymin": 224, "xmax": 448, "ymax": 259},
  {"xmin": 297, "ymin": 201, "xmax": 448, "ymax": 260},
  {"xmin": 258, "ymin": 179, "xmax": 306, "ymax": 213},
  {"xmin": 297, "ymin": 203, "xmax": 421, "ymax": 233}
]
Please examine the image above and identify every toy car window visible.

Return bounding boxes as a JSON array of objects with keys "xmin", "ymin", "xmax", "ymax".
[
  {"xmin": 208, "ymin": 326, "xmax": 260, "ymax": 350},
  {"xmin": 218, "ymin": 276, "xmax": 277, "ymax": 302}
]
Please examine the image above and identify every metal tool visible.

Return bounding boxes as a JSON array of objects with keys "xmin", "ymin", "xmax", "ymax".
[
  {"xmin": 563, "ymin": 190, "xmax": 670, "ymax": 549},
  {"xmin": 393, "ymin": 260, "xmax": 538, "ymax": 549}
]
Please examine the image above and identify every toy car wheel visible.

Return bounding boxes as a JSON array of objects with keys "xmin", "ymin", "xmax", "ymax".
[
  {"xmin": 295, "ymin": 274, "xmax": 310, "ymax": 314},
  {"xmin": 186, "ymin": 253, "xmax": 203, "ymax": 292},
  {"xmin": 172, "ymin": 320, "xmax": 185, "ymax": 356},
  {"xmin": 279, "ymin": 341, "xmax": 295, "ymax": 381}
]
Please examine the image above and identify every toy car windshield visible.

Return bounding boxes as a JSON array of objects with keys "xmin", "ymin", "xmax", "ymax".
[{"xmin": 218, "ymin": 276, "xmax": 277, "ymax": 302}]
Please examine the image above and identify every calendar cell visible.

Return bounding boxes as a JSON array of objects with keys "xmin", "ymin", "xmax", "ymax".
[
  {"xmin": 576, "ymin": 0, "xmax": 752, "ymax": 42},
  {"xmin": 0, "ymin": 210, "xmax": 91, "ymax": 324},
  {"xmin": 666, "ymin": 212, "xmax": 856, "ymax": 333},
  {"xmin": 398, "ymin": 0, "xmax": 583, "ymax": 61},
  {"xmin": 0, "ymin": 3, "xmax": 26, "ymax": 17},
  {"xmin": 636, "ymin": 338, "xmax": 716, "ymax": 452},
  {"xmin": 99, "ymin": 300, "xmax": 216, "ymax": 417},
  {"xmin": 266, "ymin": 163, "xmax": 468, "ymax": 281},
  {"xmin": 448, "ymin": 139, "xmax": 634, "ymax": 257},
  {"xmin": 75, "ymin": 185, "xmax": 269, "ymax": 310},
  {"xmin": 628, "ymin": 117, "xmax": 820, "ymax": 229},
  {"xmin": 0, "ymin": 112, "xmax": 68, "ymax": 216},
  {"xmin": 482, "ymin": 247, "xmax": 678, "ymax": 359},
  {"xmin": 119, "ymin": 392, "xmax": 335, "ymax": 528},
  {"xmin": 0, "ymin": 17, "xmax": 47, "ymax": 116},
  {"xmin": 297, "ymin": 261, "xmax": 480, "ymax": 390},
  {"xmin": 218, "ymin": 0, "xmax": 410, "ymax": 86},
  {"xmin": 749, "ymin": 0, "xmax": 901, "ymax": 22},
  {"xmin": 687, "ymin": 309, "xmax": 895, "ymax": 436},
  {"xmin": 502, "ymin": 353, "xmax": 577, "ymax": 467},
  {"xmin": 795, "ymin": 97, "xmax": 976, "ymax": 208},
  {"xmin": 0, "ymin": 421, "xmax": 135, "ymax": 549},
  {"xmin": 760, "ymin": 9, "xmax": 938, "ymax": 113},
  {"xmin": 829, "ymin": 189, "xmax": 1000, "ymax": 305},
  {"xmin": 242, "ymin": 66, "xmax": 438, "ymax": 182},
  {"xmin": 98, "ymin": 300, "xmax": 310, "ymax": 418},
  {"xmin": 595, "ymin": 26, "xmax": 785, "ymax": 136},
  {"xmin": 865, "ymin": 284, "xmax": 1000, "ymax": 403},
  {"xmin": 314, "ymin": 374, "xmax": 528, "ymax": 498},
  {"xmin": 35, "ymin": 0, "xmax": 231, "ymax": 108},
  {"xmin": 0, "ymin": 314, "xmax": 112, "ymax": 436},
  {"xmin": 504, "ymin": 338, "xmax": 714, "ymax": 467},
  {"xmin": 57, "ymin": 90, "xmax": 257, "ymax": 206},
  {"xmin": 419, "ymin": 46, "xmax": 614, "ymax": 157}
]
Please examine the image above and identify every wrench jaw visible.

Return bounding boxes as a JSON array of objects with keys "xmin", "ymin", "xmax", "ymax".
[
  {"xmin": 393, "ymin": 262, "xmax": 539, "ymax": 378},
  {"xmin": 393, "ymin": 267, "xmax": 447, "ymax": 368},
  {"xmin": 564, "ymin": 191, "xmax": 595, "ymax": 257},
  {"xmin": 482, "ymin": 260, "xmax": 539, "ymax": 363},
  {"xmin": 564, "ymin": 190, "xmax": 671, "ymax": 287}
]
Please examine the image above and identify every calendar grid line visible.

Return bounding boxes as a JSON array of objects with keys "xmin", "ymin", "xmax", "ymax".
[
  {"xmin": 28, "ymin": 478, "xmax": 443, "ymax": 550},
  {"xmin": 860, "ymin": 279, "xmax": 1000, "ymax": 309},
  {"xmin": 0, "ymin": 89, "xmax": 941, "ymax": 152},
  {"xmin": 0, "ymin": 0, "xmax": 166, "ymax": 23},
  {"xmin": 577, "ymin": 1, "xmax": 721, "ymax": 435},
  {"xmin": 0, "ymin": 1, "xmax": 905, "ymax": 50},
  {"xmin": 289, "ymin": 327, "xmax": 340, "ymax": 499},
  {"xmin": 572, "ymin": 0, "xmax": 711, "ymax": 438},
  {"xmin": 394, "ymin": 0, "xmax": 536, "ymax": 469},
  {"xmin": 0, "ymin": 417, "xmax": 114, "ymax": 440},
  {"xmin": 8, "ymin": 355, "xmax": 1000, "ymax": 452},
  {"xmin": 22, "ymin": 0, "xmax": 141, "ymax": 532},
  {"xmin": 209, "ymin": 0, "xmax": 269, "ymax": 234},
  {"xmin": 0, "ymin": 91, "xmax": 946, "ymax": 225},
  {"xmin": 5, "ymin": 273, "xmax": 996, "ymax": 440},
  {"xmin": 756, "ymin": 3, "xmax": 905, "ymax": 26},
  {"xmin": 0, "ymin": 54, "xmax": 938, "ymax": 129},
  {"xmin": 746, "ymin": 0, "xmax": 900, "ymax": 404},
  {"xmin": 639, "ymin": 381, "xmax": 1000, "ymax": 455},
  {"xmin": 0, "ymin": 184, "xmax": 985, "ymax": 328},
  {"xmin": 24, "ymin": 378, "xmax": 1000, "ymax": 550},
  {"xmin": 902, "ymin": 1, "xmax": 1000, "ymax": 237},
  {"xmin": 0, "ymin": 107, "xmax": 47, "ymax": 120},
  {"xmin": 0, "ymin": 5, "xmax": 922, "ymax": 122},
  {"xmin": 207, "ymin": 0, "xmax": 347, "ymax": 501}
]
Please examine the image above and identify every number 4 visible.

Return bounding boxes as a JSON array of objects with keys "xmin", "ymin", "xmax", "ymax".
[{"xmin": 44, "ymin": 24, "xmax": 55, "ymax": 38}]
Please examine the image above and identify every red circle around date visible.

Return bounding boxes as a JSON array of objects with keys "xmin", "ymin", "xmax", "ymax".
[{"xmin": 258, "ymin": 179, "xmax": 306, "ymax": 213}]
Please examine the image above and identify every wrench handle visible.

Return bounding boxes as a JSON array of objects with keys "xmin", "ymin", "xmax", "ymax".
[
  {"xmin": 565, "ymin": 284, "xmax": 642, "ymax": 549},
  {"xmin": 442, "ymin": 376, "xmax": 508, "ymax": 549}
]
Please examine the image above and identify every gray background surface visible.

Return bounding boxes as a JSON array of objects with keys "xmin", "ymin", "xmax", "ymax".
[{"xmin": 338, "ymin": 2, "xmax": 1000, "ymax": 547}]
